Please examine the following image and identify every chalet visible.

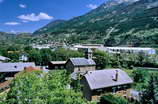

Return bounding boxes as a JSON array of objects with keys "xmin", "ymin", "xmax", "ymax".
[
  {"xmin": 48, "ymin": 61, "xmax": 66, "ymax": 70},
  {"xmin": 66, "ymin": 58, "xmax": 96, "ymax": 73},
  {"xmin": 0, "ymin": 62, "xmax": 35, "ymax": 81},
  {"xmin": 81, "ymin": 69, "xmax": 133, "ymax": 101}
]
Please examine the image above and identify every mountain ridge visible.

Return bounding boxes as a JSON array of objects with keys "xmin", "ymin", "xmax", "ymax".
[{"xmin": 34, "ymin": 0, "xmax": 158, "ymax": 47}]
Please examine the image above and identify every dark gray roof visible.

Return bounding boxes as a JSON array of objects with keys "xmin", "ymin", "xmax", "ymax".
[
  {"xmin": 0, "ymin": 56, "xmax": 10, "ymax": 61},
  {"xmin": 0, "ymin": 62, "xmax": 35, "ymax": 73},
  {"xmin": 84, "ymin": 69, "xmax": 133, "ymax": 90},
  {"xmin": 69, "ymin": 58, "xmax": 96, "ymax": 67}
]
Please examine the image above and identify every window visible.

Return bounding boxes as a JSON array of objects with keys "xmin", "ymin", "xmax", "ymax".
[
  {"xmin": 55, "ymin": 66, "xmax": 58, "ymax": 69},
  {"xmin": 112, "ymin": 87, "xmax": 116, "ymax": 93}
]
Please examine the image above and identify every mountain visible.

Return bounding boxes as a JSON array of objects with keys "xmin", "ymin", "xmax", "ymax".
[
  {"xmin": 34, "ymin": 20, "xmax": 66, "ymax": 35},
  {"xmin": 0, "ymin": 32, "xmax": 33, "ymax": 45},
  {"xmin": 34, "ymin": 0, "xmax": 158, "ymax": 47},
  {"xmin": 0, "ymin": 32, "xmax": 14, "ymax": 41}
]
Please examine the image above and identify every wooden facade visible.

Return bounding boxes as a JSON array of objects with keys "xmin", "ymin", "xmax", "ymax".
[{"xmin": 48, "ymin": 61, "xmax": 66, "ymax": 70}]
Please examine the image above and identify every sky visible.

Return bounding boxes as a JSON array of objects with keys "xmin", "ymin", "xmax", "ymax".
[{"xmin": 0, "ymin": 0, "xmax": 106, "ymax": 33}]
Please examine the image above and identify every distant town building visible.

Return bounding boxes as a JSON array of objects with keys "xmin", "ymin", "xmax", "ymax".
[
  {"xmin": 32, "ymin": 44, "xmax": 51, "ymax": 49},
  {"xmin": 48, "ymin": 61, "xmax": 66, "ymax": 70},
  {"xmin": 81, "ymin": 69, "xmax": 133, "ymax": 101},
  {"xmin": 106, "ymin": 47, "xmax": 156, "ymax": 55},
  {"xmin": 73, "ymin": 44, "xmax": 104, "ymax": 51},
  {"xmin": 66, "ymin": 58, "xmax": 96, "ymax": 73}
]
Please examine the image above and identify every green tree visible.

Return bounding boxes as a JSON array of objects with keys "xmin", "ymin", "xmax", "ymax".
[
  {"xmin": 40, "ymin": 49, "xmax": 53, "ymax": 65},
  {"xmin": 100, "ymin": 94, "xmax": 129, "ymax": 104},
  {"xmin": 93, "ymin": 50, "xmax": 111, "ymax": 69},
  {"xmin": 28, "ymin": 49, "xmax": 42, "ymax": 65},
  {"xmin": 132, "ymin": 70, "xmax": 148, "ymax": 83},
  {"xmin": 140, "ymin": 73, "xmax": 158, "ymax": 104},
  {"xmin": 6, "ymin": 70, "xmax": 88, "ymax": 104}
]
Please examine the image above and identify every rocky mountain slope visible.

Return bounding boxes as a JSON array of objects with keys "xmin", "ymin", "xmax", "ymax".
[{"xmin": 34, "ymin": 0, "xmax": 158, "ymax": 47}]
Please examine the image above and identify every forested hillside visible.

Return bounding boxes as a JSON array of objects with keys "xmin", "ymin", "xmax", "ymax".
[{"xmin": 34, "ymin": 0, "xmax": 158, "ymax": 47}]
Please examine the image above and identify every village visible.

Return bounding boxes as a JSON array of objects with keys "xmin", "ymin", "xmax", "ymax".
[{"xmin": 0, "ymin": 44, "xmax": 158, "ymax": 103}]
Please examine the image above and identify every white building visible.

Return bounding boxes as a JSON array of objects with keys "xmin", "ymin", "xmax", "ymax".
[
  {"xmin": 106, "ymin": 47, "xmax": 156, "ymax": 55},
  {"xmin": 19, "ymin": 54, "xmax": 28, "ymax": 62},
  {"xmin": 73, "ymin": 44, "xmax": 104, "ymax": 50}
]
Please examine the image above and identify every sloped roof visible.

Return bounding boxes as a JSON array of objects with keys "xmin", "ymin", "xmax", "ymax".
[
  {"xmin": 50, "ymin": 61, "xmax": 66, "ymax": 65},
  {"xmin": 84, "ymin": 69, "xmax": 133, "ymax": 90},
  {"xmin": 0, "ymin": 56, "xmax": 10, "ymax": 61},
  {"xmin": 69, "ymin": 58, "xmax": 96, "ymax": 67},
  {"xmin": 0, "ymin": 62, "xmax": 35, "ymax": 73}
]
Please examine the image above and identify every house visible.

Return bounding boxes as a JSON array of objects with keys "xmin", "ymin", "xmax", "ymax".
[
  {"xmin": 0, "ymin": 62, "xmax": 35, "ymax": 81},
  {"xmin": 65, "ymin": 58, "xmax": 96, "ymax": 73},
  {"xmin": 48, "ymin": 61, "xmax": 66, "ymax": 70},
  {"xmin": 81, "ymin": 69, "xmax": 133, "ymax": 101},
  {"xmin": 0, "ymin": 56, "xmax": 10, "ymax": 62},
  {"xmin": 19, "ymin": 53, "xmax": 28, "ymax": 61}
]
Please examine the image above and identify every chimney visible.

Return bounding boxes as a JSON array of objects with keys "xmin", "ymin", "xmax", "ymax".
[
  {"xmin": 113, "ymin": 70, "xmax": 118, "ymax": 81},
  {"xmin": 85, "ymin": 48, "xmax": 93, "ymax": 59},
  {"xmin": 115, "ymin": 70, "xmax": 118, "ymax": 81}
]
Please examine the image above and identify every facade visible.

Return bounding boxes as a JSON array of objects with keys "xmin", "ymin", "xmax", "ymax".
[
  {"xmin": 106, "ymin": 47, "xmax": 156, "ymax": 55},
  {"xmin": 65, "ymin": 58, "xmax": 96, "ymax": 73},
  {"xmin": 0, "ymin": 62, "xmax": 35, "ymax": 81},
  {"xmin": 81, "ymin": 69, "xmax": 133, "ymax": 101},
  {"xmin": 48, "ymin": 61, "xmax": 66, "ymax": 70}
]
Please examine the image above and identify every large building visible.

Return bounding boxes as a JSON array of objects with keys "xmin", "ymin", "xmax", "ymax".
[
  {"xmin": 65, "ymin": 58, "xmax": 96, "ymax": 73},
  {"xmin": 106, "ymin": 47, "xmax": 156, "ymax": 55},
  {"xmin": 72, "ymin": 44, "xmax": 104, "ymax": 51},
  {"xmin": 81, "ymin": 69, "xmax": 133, "ymax": 101}
]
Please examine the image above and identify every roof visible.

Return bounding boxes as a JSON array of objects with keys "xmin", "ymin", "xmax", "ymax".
[
  {"xmin": 69, "ymin": 58, "xmax": 96, "ymax": 67},
  {"xmin": 0, "ymin": 62, "xmax": 35, "ymax": 73},
  {"xmin": 50, "ymin": 61, "xmax": 66, "ymax": 65},
  {"xmin": 73, "ymin": 44, "xmax": 104, "ymax": 49},
  {"xmin": 106, "ymin": 47, "xmax": 155, "ymax": 51},
  {"xmin": 84, "ymin": 69, "xmax": 133, "ymax": 90},
  {"xmin": 0, "ymin": 56, "xmax": 10, "ymax": 61}
]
